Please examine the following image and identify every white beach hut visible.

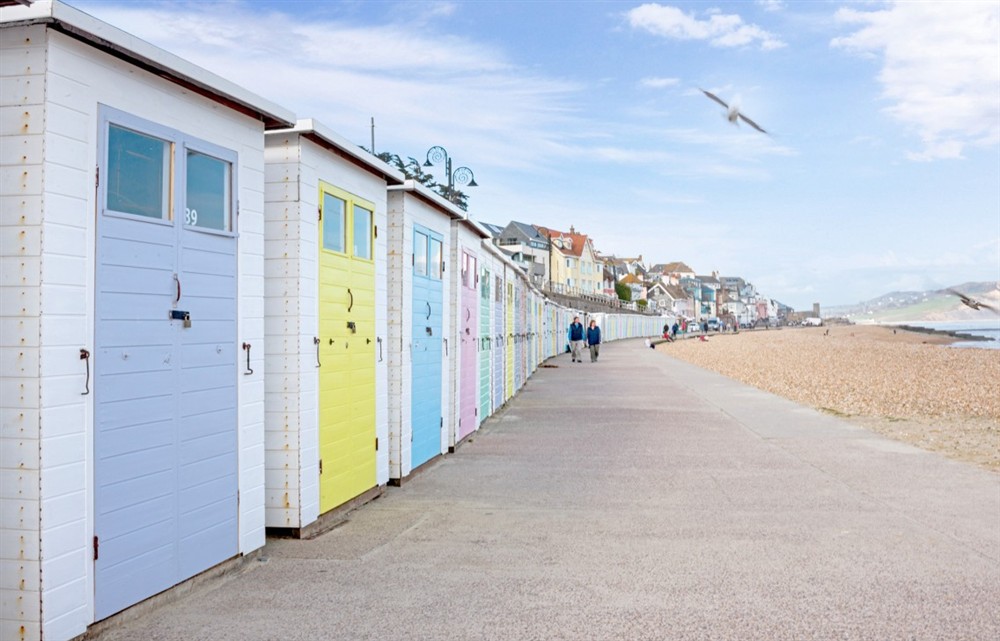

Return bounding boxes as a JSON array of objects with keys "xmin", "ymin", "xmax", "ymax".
[
  {"xmin": 263, "ymin": 120, "xmax": 403, "ymax": 535},
  {"xmin": 386, "ymin": 181, "xmax": 461, "ymax": 481},
  {"xmin": 0, "ymin": 2, "xmax": 295, "ymax": 639},
  {"xmin": 448, "ymin": 216, "xmax": 489, "ymax": 450}
]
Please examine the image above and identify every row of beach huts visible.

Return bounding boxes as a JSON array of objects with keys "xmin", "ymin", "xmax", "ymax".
[{"xmin": 0, "ymin": 3, "xmax": 660, "ymax": 640}]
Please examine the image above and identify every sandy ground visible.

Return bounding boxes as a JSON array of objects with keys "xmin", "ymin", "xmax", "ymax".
[{"xmin": 657, "ymin": 325, "xmax": 1000, "ymax": 471}]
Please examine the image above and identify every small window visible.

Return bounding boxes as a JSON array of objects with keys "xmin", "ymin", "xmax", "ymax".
[
  {"xmin": 353, "ymin": 205, "xmax": 372, "ymax": 260},
  {"xmin": 185, "ymin": 150, "xmax": 231, "ymax": 231},
  {"xmin": 414, "ymin": 231, "xmax": 428, "ymax": 276},
  {"xmin": 429, "ymin": 238, "xmax": 443, "ymax": 280},
  {"xmin": 482, "ymin": 269, "xmax": 490, "ymax": 300},
  {"xmin": 107, "ymin": 124, "xmax": 171, "ymax": 220},
  {"xmin": 322, "ymin": 193, "xmax": 346, "ymax": 253}
]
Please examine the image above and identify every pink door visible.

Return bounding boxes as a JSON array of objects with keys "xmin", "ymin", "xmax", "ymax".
[{"xmin": 459, "ymin": 249, "xmax": 478, "ymax": 441}]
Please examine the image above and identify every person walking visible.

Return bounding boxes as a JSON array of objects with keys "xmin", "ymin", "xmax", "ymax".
[
  {"xmin": 586, "ymin": 319, "xmax": 602, "ymax": 362},
  {"xmin": 568, "ymin": 316, "xmax": 585, "ymax": 363}
]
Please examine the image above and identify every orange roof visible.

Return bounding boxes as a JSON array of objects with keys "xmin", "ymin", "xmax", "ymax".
[{"xmin": 533, "ymin": 225, "xmax": 593, "ymax": 259}]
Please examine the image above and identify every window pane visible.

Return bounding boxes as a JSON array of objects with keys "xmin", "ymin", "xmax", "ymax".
[
  {"xmin": 322, "ymin": 193, "xmax": 346, "ymax": 253},
  {"xmin": 430, "ymin": 238, "xmax": 443, "ymax": 280},
  {"xmin": 353, "ymin": 205, "xmax": 372, "ymax": 260},
  {"xmin": 186, "ymin": 150, "xmax": 231, "ymax": 230},
  {"xmin": 413, "ymin": 231, "xmax": 428, "ymax": 276},
  {"xmin": 107, "ymin": 125, "xmax": 170, "ymax": 220}
]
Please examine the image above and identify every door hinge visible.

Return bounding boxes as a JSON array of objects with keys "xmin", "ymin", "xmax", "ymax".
[
  {"xmin": 318, "ymin": 206, "xmax": 322, "ymax": 221},
  {"xmin": 375, "ymin": 437, "xmax": 379, "ymax": 451},
  {"xmin": 95, "ymin": 166, "xmax": 99, "ymax": 188},
  {"xmin": 93, "ymin": 535, "xmax": 99, "ymax": 561},
  {"xmin": 319, "ymin": 459, "xmax": 323, "ymax": 474},
  {"xmin": 440, "ymin": 417, "xmax": 443, "ymax": 428},
  {"xmin": 475, "ymin": 407, "xmax": 478, "ymax": 417}
]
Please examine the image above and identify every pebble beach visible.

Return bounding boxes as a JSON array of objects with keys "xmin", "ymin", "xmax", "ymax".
[{"xmin": 658, "ymin": 325, "xmax": 1000, "ymax": 471}]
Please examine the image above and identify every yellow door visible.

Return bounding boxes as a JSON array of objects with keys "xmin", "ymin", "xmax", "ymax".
[{"xmin": 318, "ymin": 183, "xmax": 376, "ymax": 512}]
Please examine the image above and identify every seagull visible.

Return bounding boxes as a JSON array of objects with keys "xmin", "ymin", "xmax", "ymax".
[
  {"xmin": 700, "ymin": 88, "xmax": 768, "ymax": 134},
  {"xmin": 947, "ymin": 289, "xmax": 997, "ymax": 312}
]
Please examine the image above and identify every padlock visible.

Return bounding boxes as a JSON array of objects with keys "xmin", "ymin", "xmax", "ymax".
[{"xmin": 183, "ymin": 313, "xmax": 192, "ymax": 328}]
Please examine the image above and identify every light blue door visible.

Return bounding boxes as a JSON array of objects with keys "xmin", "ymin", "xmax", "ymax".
[
  {"xmin": 411, "ymin": 226, "xmax": 443, "ymax": 469},
  {"xmin": 94, "ymin": 110, "xmax": 238, "ymax": 619}
]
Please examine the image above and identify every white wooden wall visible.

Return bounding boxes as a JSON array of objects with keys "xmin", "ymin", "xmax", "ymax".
[
  {"xmin": 0, "ymin": 26, "xmax": 269, "ymax": 641},
  {"xmin": 386, "ymin": 190, "xmax": 453, "ymax": 480},
  {"xmin": 263, "ymin": 132, "xmax": 391, "ymax": 529}
]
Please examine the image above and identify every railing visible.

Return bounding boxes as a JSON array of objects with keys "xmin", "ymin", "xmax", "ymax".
[{"xmin": 542, "ymin": 284, "xmax": 658, "ymax": 315}]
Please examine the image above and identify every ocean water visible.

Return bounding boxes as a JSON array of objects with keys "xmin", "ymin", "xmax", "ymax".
[{"xmin": 898, "ymin": 320, "xmax": 1000, "ymax": 350}]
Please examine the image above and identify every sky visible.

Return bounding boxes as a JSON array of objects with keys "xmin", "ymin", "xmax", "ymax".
[{"xmin": 71, "ymin": 0, "xmax": 1000, "ymax": 309}]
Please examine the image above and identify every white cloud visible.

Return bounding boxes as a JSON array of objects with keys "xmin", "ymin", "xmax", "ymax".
[
  {"xmin": 75, "ymin": 1, "xmax": 584, "ymax": 174},
  {"xmin": 640, "ymin": 76, "xmax": 680, "ymax": 88},
  {"xmin": 756, "ymin": 0, "xmax": 785, "ymax": 12},
  {"xmin": 832, "ymin": 1, "xmax": 1000, "ymax": 161},
  {"xmin": 625, "ymin": 3, "xmax": 785, "ymax": 50}
]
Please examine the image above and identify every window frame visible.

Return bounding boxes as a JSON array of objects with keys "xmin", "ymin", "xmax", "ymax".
[
  {"xmin": 99, "ymin": 106, "xmax": 238, "ymax": 237},
  {"xmin": 319, "ymin": 182, "xmax": 375, "ymax": 262}
]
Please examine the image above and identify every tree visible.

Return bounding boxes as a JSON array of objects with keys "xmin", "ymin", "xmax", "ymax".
[
  {"xmin": 367, "ymin": 149, "xmax": 470, "ymax": 210},
  {"xmin": 615, "ymin": 281, "xmax": 631, "ymax": 301}
]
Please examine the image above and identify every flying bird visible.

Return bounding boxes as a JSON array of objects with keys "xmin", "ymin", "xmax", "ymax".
[
  {"xmin": 700, "ymin": 89, "xmax": 768, "ymax": 135},
  {"xmin": 947, "ymin": 289, "xmax": 997, "ymax": 312}
]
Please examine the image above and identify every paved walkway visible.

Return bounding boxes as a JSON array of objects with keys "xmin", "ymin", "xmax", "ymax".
[{"xmin": 93, "ymin": 340, "xmax": 1000, "ymax": 641}]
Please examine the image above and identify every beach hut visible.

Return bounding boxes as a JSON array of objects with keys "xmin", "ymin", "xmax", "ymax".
[
  {"xmin": 0, "ymin": 2, "xmax": 295, "ymax": 638},
  {"xmin": 449, "ymin": 217, "xmax": 488, "ymax": 449},
  {"xmin": 477, "ymin": 244, "xmax": 494, "ymax": 422},
  {"xmin": 492, "ymin": 261, "xmax": 507, "ymax": 411},
  {"xmin": 263, "ymin": 120, "xmax": 402, "ymax": 534},
  {"xmin": 387, "ymin": 181, "xmax": 464, "ymax": 481}
]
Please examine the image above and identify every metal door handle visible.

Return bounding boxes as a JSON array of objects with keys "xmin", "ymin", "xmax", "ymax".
[
  {"xmin": 426, "ymin": 301, "xmax": 431, "ymax": 320},
  {"xmin": 314, "ymin": 337, "xmax": 321, "ymax": 367},
  {"xmin": 173, "ymin": 274, "xmax": 181, "ymax": 303},
  {"xmin": 347, "ymin": 288, "xmax": 354, "ymax": 312}
]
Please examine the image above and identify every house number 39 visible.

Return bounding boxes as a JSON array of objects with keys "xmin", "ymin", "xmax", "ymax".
[{"xmin": 185, "ymin": 208, "xmax": 198, "ymax": 226}]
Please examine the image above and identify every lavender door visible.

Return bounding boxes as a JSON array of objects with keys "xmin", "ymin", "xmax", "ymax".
[{"xmin": 458, "ymin": 249, "xmax": 478, "ymax": 441}]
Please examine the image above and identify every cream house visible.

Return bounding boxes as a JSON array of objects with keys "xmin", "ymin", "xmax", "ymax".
[{"xmin": 534, "ymin": 225, "xmax": 603, "ymax": 295}]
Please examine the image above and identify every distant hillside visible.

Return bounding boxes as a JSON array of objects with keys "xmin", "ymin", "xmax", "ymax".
[{"xmin": 825, "ymin": 282, "xmax": 1000, "ymax": 322}]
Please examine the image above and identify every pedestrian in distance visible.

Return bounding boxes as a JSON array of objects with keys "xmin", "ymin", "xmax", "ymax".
[
  {"xmin": 568, "ymin": 316, "xmax": 585, "ymax": 363},
  {"xmin": 586, "ymin": 319, "xmax": 602, "ymax": 362}
]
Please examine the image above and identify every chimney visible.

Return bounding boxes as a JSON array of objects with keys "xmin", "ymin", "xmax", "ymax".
[{"xmin": 569, "ymin": 225, "xmax": 575, "ymax": 234}]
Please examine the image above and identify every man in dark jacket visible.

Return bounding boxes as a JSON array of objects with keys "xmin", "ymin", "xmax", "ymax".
[
  {"xmin": 568, "ymin": 316, "xmax": 585, "ymax": 362},
  {"xmin": 586, "ymin": 319, "xmax": 602, "ymax": 362}
]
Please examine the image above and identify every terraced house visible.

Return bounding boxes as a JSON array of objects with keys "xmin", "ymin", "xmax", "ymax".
[{"xmin": 534, "ymin": 225, "xmax": 603, "ymax": 296}]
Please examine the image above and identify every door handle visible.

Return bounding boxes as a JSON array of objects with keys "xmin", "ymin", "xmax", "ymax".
[
  {"xmin": 313, "ymin": 337, "xmax": 321, "ymax": 367},
  {"xmin": 426, "ymin": 301, "xmax": 431, "ymax": 320},
  {"xmin": 347, "ymin": 288, "xmax": 354, "ymax": 313}
]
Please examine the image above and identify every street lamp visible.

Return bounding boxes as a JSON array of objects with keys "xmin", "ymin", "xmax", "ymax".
[{"xmin": 424, "ymin": 146, "xmax": 478, "ymax": 203}]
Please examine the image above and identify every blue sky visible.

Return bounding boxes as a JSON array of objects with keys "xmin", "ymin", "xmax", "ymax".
[{"xmin": 74, "ymin": 0, "xmax": 999, "ymax": 309}]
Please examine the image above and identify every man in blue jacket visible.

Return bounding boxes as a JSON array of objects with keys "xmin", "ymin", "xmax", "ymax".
[
  {"xmin": 568, "ymin": 316, "xmax": 585, "ymax": 363},
  {"xmin": 586, "ymin": 319, "xmax": 602, "ymax": 362}
]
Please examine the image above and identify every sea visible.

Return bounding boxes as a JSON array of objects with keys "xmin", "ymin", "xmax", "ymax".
[{"xmin": 894, "ymin": 319, "xmax": 1000, "ymax": 350}]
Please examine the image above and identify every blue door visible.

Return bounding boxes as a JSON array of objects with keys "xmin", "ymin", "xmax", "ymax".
[
  {"xmin": 94, "ymin": 110, "xmax": 238, "ymax": 619},
  {"xmin": 410, "ymin": 226, "xmax": 443, "ymax": 469}
]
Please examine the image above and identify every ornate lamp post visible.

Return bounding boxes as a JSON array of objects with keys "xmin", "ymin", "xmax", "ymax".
[{"xmin": 424, "ymin": 146, "xmax": 478, "ymax": 204}]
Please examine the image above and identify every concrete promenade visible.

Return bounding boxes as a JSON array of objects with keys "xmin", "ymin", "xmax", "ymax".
[{"xmin": 91, "ymin": 339, "xmax": 1000, "ymax": 641}]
